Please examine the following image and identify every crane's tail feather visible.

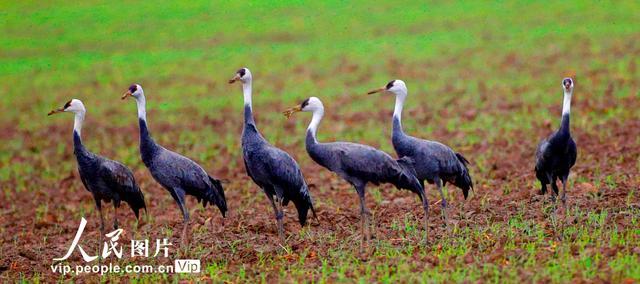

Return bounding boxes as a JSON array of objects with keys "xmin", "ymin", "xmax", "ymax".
[
  {"xmin": 395, "ymin": 157, "xmax": 425, "ymax": 200},
  {"xmin": 455, "ymin": 152, "xmax": 470, "ymax": 166},
  {"xmin": 207, "ymin": 176, "xmax": 228, "ymax": 218},
  {"xmin": 125, "ymin": 185, "xmax": 146, "ymax": 219},
  {"xmin": 454, "ymin": 153, "xmax": 473, "ymax": 199},
  {"xmin": 292, "ymin": 184, "xmax": 315, "ymax": 226}
]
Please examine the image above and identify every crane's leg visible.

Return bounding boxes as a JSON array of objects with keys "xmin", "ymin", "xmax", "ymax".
[
  {"xmin": 266, "ymin": 191, "xmax": 285, "ymax": 243},
  {"xmin": 540, "ymin": 181, "xmax": 548, "ymax": 196},
  {"xmin": 551, "ymin": 176, "xmax": 561, "ymax": 219},
  {"xmin": 435, "ymin": 178, "xmax": 448, "ymax": 226},
  {"xmin": 419, "ymin": 188, "xmax": 429, "ymax": 243},
  {"xmin": 545, "ymin": 173, "xmax": 554, "ymax": 201},
  {"xmin": 178, "ymin": 202, "xmax": 190, "ymax": 246},
  {"xmin": 355, "ymin": 183, "xmax": 371, "ymax": 245},
  {"xmin": 273, "ymin": 187, "xmax": 286, "ymax": 242},
  {"xmin": 539, "ymin": 180, "xmax": 550, "ymax": 219},
  {"xmin": 554, "ymin": 175, "xmax": 567, "ymax": 238},
  {"xmin": 95, "ymin": 199, "xmax": 104, "ymax": 262},
  {"xmin": 174, "ymin": 191, "xmax": 190, "ymax": 246},
  {"xmin": 97, "ymin": 203, "xmax": 105, "ymax": 236},
  {"xmin": 550, "ymin": 175, "xmax": 560, "ymax": 203},
  {"xmin": 560, "ymin": 175, "xmax": 568, "ymax": 212},
  {"xmin": 113, "ymin": 204, "xmax": 119, "ymax": 230},
  {"xmin": 276, "ymin": 196, "xmax": 285, "ymax": 242},
  {"xmin": 546, "ymin": 173, "xmax": 560, "ymax": 221}
]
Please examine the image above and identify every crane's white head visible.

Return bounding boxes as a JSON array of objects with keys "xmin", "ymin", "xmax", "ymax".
[
  {"xmin": 229, "ymin": 67, "xmax": 252, "ymax": 84},
  {"xmin": 300, "ymin": 97, "xmax": 324, "ymax": 112},
  {"xmin": 367, "ymin": 79, "xmax": 408, "ymax": 97},
  {"xmin": 121, "ymin": 84, "xmax": 144, "ymax": 100},
  {"xmin": 562, "ymin": 77, "xmax": 574, "ymax": 93},
  {"xmin": 48, "ymin": 99, "xmax": 86, "ymax": 116},
  {"xmin": 283, "ymin": 97, "xmax": 324, "ymax": 118}
]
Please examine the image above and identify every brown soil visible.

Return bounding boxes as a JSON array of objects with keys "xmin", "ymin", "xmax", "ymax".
[{"xmin": 1, "ymin": 72, "xmax": 638, "ymax": 282}]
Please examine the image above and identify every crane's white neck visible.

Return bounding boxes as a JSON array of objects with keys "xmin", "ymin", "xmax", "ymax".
[
  {"xmin": 243, "ymin": 82, "xmax": 252, "ymax": 108},
  {"xmin": 73, "ymin": 110, "xmax": 85, "ymax": 137},
  {"xmin": 393, "ymin": 92, "xmax": 407, "ymax": 122},
  {"xmin": 308, "ymin": 108, "xmax": 324, "ymax": 141},
  {"xmin": 562, "ymin": 89, "xmax": 572, "ymax": 116},
  {"xmin": 135, "ymin": 94, "xmax": 147, "ymax": 121}
]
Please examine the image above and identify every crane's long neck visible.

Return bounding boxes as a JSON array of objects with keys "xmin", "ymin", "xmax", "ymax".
[
  {"xmin": 72, "ymin": 111, "xmax": 86, "ymax": 152},
  {"xmin": 559, "ymin": 89, "xmax": 572, "ymax": 133},
  {"xmin": 306, "ymin": 108, "xmax": 324, "ymax": 144},
  {"xmin": 243, "ymin": 82, "xmax": 255, "ymax": 125},
  {"xmin": 134, "ymin": 94, "xmax": 157, "ymax": 159},
  {"xmin": 136, "ymin": 94, "xmax": 147, "ymax": 122},
  {"xmin": 392, "ymin": 93, "xmax": 407, "ymax": 136}
]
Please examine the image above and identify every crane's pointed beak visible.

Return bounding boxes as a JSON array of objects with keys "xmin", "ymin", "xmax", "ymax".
[
  {"xmin": 282, "ymin": 105, "xmax": 302, "ymax": 119},
  {"xmin": 121, "ymin": 91, "xmax": 132, "ymax": 100},
  {"xmin": 367, "ymin": 87, "xmax": 386, "ymax": 95},
  {"xmin": 47, "ymin": 107, "xmax": 64, "ymax": 116},
  {"xmin": 229, "ymin": 74, "xmax": 241, "ymax": 84}
]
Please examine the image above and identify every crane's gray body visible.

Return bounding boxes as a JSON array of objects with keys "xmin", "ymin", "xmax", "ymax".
[
  {"xmin": 242, "ymin": 105, "xmax": 314, "ymax": 225},
  {"xmin": 138, "ymin": 118, "xmax": 227, "ymax": 218},
  {"xmin": 73, "ymin": 131, "xmax": 146, "ymax": 218},
  {"xmin": 305, "ymin": 130, "xmax": 424, "ymax": 197},
  {"xmin": 391, "ymin": 116, "xmax": 473, "ymax": 198}
]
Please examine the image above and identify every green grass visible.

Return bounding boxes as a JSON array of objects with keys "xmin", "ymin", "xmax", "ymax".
[{"xmin": 2, "ymin": 0, "xmax": 640, "ymax": 282}]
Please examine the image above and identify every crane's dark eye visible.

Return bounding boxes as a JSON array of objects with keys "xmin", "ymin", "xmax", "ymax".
[
  {"xmin": 563, "ymin": 78, "xmax": 572, "ymax": 86},
  {"xmin": 385, "ymin": 80, "xmax": 395, "ymax": 90},
  {"xmin": 63, "ymin": 100, "xmax": 72, "ymax": 109},
  {"xmin": 300, "ymin": 98, "xmax": 310, "ymax": 109},
  {"xmin": 237, "ymin": 68, "xmax": 246, "ymax": 77},
  {"xmin": 128, "ymin": 84, "xmax": 138, "ymax": 93}
]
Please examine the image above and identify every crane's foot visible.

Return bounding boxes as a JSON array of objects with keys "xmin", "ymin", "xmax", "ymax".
[
  {"xmin": 275, "ymin": 209, "xmax": 285, "ymax": 243},
  {"xmin": 277, "ymin": 225, "xmax": 285, "ymax": 244},
  {"xmin": 180, "ymin": 222, "xmax": 189, "ymax": 247},
  {"xmin": 364, "ymin": 211, "xmax": 373, "ymax": 242},
  {"xmin": 359, "ymin": 211, "xmax": 370, "ymax": 251},
  {"xmin": 441, "ymin": 207, "xmax": 449, "ymax": 228},
  {"xmin": 360, "ymin": 222, "xmax": 365, "ymax": 251},
  {"xmin": 423, "ymin": 219, "xmax": 429, "ymax": 245}
]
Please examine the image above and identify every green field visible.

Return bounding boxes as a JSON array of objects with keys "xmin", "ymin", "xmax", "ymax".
[{"xmin": 1, "ymin": 1, "xmax": 639, "ymax": 282}]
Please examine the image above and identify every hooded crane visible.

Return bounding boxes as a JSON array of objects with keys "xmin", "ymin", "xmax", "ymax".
[
  {"xmin": 122, "ymin": 84, "xmax": 227, "ymax": 244},
  {"xmin": 283, "ymin": 97, "xmax": 429, "ymax": 243},
  {"xmin": 48, "ymin": 99, "xmax": 145, "ymax": 236},
  {"xmin": 368, "ymin": 80, "xmax": 473, "ymax": 224},
  {"xmin": 229, "ymin": 68, "xmax": 316, "ymax": 241},
  {"xmin": 535, "ymin": 78, "xmax": 577, "ymax": 211}
]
